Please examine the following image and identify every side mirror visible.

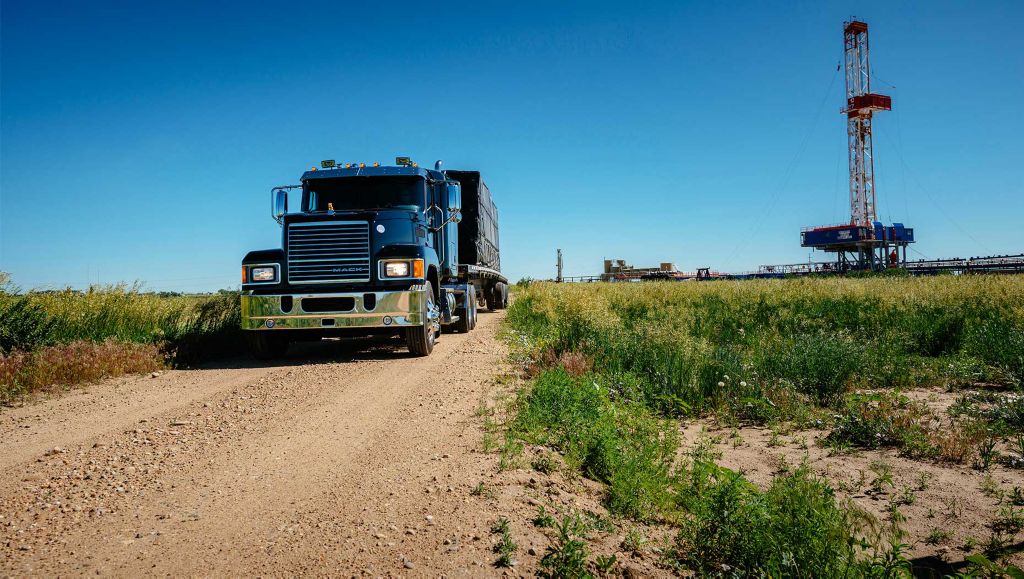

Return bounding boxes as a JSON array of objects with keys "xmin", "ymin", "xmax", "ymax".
[
  {"xmin": 445, "ymin": 182, "xmax": 462, "ymax": 223},
  {"xmin": 272, "ymin": 189, "xmax": 288, "ymax": 223}
]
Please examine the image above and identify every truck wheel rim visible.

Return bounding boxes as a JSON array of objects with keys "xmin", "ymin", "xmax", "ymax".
[{"xmin": 427, "ymin": 293, "xmax": 439, "ymax": 344}]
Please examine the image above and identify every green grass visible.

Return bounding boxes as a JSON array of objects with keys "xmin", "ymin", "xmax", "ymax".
[
  {"xmin": 675, "ymin": 462, "xmax": 864, "ymax": 576},
  {"xmin": 506, "ymin": 367, "xmax": 900, "ymax": 574},
  {"xmin": 506, "ymin": 277, "xmax": 1024, "ymax": 460},
  {"xmin": 11, "ymin": 285, "xmax": 242, "ymax": 363},
  {"xmin": 826, "ymin": 391, "xmax": 988, "ymax": 463},
  {"xmin": 509, "ymin": 368, "xmax": 679, "ymax": 520},
  {"xmin": 538, "ymin": 512, "xmax": 592, "ymax": 579},
  {"xmin": 499, "ymin": 276, "xmax": 1024, "ymax": 574},
  {"xmin": 507, "ymin": 277, "xmax": 1024, "ymax": 420},
  {"xmin": 1, "ymin": 275, "xmax": 242, "ymax": 403},
  {"xmin": 950, "ymin": 391, "xmax": 1024, "ymax": 436},
  {"xmin": 491, "ymin": 517, "xmax": 518, "ymax": 568}
]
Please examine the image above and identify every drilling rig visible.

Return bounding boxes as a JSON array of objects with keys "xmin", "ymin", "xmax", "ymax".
[{"xmin": 801, "ymin": 20, "xmax": 914, "ymax": 271}]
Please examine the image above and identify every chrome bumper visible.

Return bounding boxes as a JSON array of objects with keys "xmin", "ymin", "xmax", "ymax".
[{"xmin": 241, "ymin": 287, "xmax": 427, "ymax": 330}]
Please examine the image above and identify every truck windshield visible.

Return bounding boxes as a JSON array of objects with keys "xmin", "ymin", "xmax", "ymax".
[{"xmin": 305, "ymin": 176, "xmax": 425, "ymax": 212}]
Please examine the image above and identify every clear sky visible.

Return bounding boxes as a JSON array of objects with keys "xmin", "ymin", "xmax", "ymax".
[{"xmin": 2, "ymin": 0, "xmax": 1021, "ymax": 291}]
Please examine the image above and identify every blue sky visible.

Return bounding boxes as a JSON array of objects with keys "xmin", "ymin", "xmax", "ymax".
[{"xmin": 2, "ymin": 0, "xmax": 1021, "ymax": 290}]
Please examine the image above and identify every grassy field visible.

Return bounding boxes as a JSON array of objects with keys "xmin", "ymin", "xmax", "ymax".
[
  {"xmin": 0, "ymin": 275, "xmax": 241, "ymax": 404},
  {"xmin": 501, "ymin": 276, "xmax": 1024, "ymax": 576}
]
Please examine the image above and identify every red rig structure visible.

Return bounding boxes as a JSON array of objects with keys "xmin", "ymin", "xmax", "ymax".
[{"xmin": 801, "ymin": 20, "xmax": 914, "ymax": 271}]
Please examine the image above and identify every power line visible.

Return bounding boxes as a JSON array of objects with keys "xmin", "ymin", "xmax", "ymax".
[
  {"xmin": 877, "ymin": 127, "xmax": 995, "ymax": 255},
  {"xmin": 909, "ymin": 245, "xmax": 931, "ymax": 260},
  {"xmin": 721, "ymin": 65, "xmax": 841, "ymax": 268}
]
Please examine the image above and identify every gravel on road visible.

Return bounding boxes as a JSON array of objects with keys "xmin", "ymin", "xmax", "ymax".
[{"xmin": 1, "ymin": 311, "xmax": 512, "ymax": 576}]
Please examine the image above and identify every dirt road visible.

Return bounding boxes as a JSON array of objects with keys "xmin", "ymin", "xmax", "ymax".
[{"xmin": 1, "ymin": 312, "xmax": 517, "ymax": 576}]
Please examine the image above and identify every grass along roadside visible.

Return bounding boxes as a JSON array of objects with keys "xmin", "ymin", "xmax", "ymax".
[
  {"xmin": 506, "ymin": 367, "xmax": 889, "ymax": 575},
  {"xmin": 499, "ymin": 276, "xmax": 1024, "ymax": 575},
  {"xmin": 506, "ymin": 276, "xmax": 1024, "ymax": 461},
  {"xmin": 1, "ymin": 275, "xmax": 242, "ymax": 404},
  {"xmin": 0, "ymin": 340, "xmax": 165, "ymax": 403}
]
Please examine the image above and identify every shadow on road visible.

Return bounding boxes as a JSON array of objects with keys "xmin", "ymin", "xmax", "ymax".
[
  {"xmin": 192, "ymin": 335, "xmax": 414, "ymax": 371},
  {"xmin": 192, "ymin": 309, "xmax": 500, "ymax": 371}
]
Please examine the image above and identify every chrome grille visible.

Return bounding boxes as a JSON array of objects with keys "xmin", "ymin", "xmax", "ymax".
[{"xmin": 287, "ymin": 221, "xmax": 371, "ymax": 284}]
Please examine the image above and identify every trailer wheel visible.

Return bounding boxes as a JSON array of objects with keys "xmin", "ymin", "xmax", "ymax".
[
  {"xmin": 488, "ymin": 282, "xmax": 507, "ymax": 310},
  {"xmin": 406, "ymin": 282, "xmax": 438, "ymax": 356},
  {"xmin": 246, "ymin": 331, "xmax": 290, "ymax": 360},
  {"xmin": 454, "ymin": 285, "xmax": 476, "ymax": 333},
  {"xmin": 485, "ymin": 284, "xmax": 500, "ymax": 310}
]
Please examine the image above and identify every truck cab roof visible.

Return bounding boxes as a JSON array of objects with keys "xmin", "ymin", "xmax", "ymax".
[{"xmin": 301, "ymin": 166, "xmax": 444, "ymax": 182}]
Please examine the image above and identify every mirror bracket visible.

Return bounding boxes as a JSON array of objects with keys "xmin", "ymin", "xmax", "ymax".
[{"xmin": 271, "ymin": 185, "xmax": 299, "ymax": 225}]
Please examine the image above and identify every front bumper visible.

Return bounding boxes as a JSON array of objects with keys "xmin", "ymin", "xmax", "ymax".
[{"xmin": 241, "ymin": 287, "xmax": 428, "ymax": 330}]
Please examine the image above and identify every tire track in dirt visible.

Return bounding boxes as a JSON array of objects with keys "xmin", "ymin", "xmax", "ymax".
[
  {"xmin": 0, "ymin": 365, "xmax": 267, "ymax": 471},
  {"xmin": 1, "ymin": 313, "xmax": 509, "ymax": 576}
]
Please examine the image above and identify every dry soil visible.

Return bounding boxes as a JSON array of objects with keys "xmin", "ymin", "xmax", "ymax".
[{"xmin": 0, "ymin": 311, "xmax": 567, "ymax": 577}]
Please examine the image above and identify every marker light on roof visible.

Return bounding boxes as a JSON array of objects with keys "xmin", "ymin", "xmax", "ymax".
[
  {"xmin": 373, "ymin": 162, "xmax": 380, "ymax": 167},
  {"xmin": 359, "ymin": 163, "xmax": 365, "ymax": 168}
]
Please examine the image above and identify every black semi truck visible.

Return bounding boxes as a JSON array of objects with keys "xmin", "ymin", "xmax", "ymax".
[{"xmin": 240, "ymin": 158, "xmax": 508, "ymax": 358}]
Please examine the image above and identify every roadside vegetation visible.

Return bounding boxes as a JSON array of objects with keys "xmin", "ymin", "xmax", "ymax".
[
  {"xmin": 0, "ymin": 273, "xmax": 241, "ymax": 404},
  {"xmin": 501, "ymin": 276, "xmax": 1024, "ymax": 575}
]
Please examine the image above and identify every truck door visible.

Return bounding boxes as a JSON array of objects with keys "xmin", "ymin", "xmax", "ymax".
[
  {"xmin": 441, "ymin": 182, "xmax": 461, "ymax": 277},
  {"xmin": 428, "ymin": 181, "xmax": 460, "ymax": 278}
]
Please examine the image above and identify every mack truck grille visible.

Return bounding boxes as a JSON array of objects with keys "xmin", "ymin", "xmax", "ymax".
[{"xmin": 286, "ymin": 221, "xmax": 371, "ymax": 284}]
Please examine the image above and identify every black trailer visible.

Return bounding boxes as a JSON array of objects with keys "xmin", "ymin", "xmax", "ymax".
[
  {"xmin": 446, "ymin": 171, "xmax": 500, "ymax": 271},
  {"xmin": 446, "ymin": 170, "xmax": 508, "ymax": 311}
]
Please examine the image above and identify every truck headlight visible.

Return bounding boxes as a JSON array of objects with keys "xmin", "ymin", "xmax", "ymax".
[
  {"xmin": 249, "ymin": 266, "xmax": 278, "ymax": 283},
  {"xmin": 380, "ymin": 259, "xmax": 424, "ymax": 279},
  {"xmin": 384, "ymin": 261, "xmax": 410, "ymax": 278}
]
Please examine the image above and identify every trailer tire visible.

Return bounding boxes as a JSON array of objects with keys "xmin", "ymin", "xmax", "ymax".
[
  {"xmin": 485, "ymin": 284, "xmax": 500, "ymax": 310},
  {"xmin": 454, "ymin": 285, "xmax": 476, "ymax": 333},
  {"xmin": 405, "ymin": 282, "xmax": 438, "ymax": 356},
  {"xmin": 488, "ymin": 282, "xmax": 507, "ymax": 310},
  {"xmin": 246, "ymin": 331, "xmax": 290, "ymax": 360}
]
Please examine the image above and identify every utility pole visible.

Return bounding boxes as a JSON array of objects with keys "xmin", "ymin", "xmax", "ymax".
[{"xmin": 556, "ymin": 249, "xmax": 563, "ymax": 283}]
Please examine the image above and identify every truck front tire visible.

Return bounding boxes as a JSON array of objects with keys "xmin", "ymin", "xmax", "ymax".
[
  {"xmin": 247, "ymin": 331, "xmax": 290, "ymax": 360},
  {"xmin": 406, "ymin": 282, "xmax": 438, "ymax": 356}
]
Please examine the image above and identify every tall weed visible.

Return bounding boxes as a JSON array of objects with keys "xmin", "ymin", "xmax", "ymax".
[
  {"xmin": 0, "ymin": 279, "xmax": 242, "ymax": 401},
  {"xmin": 507, "ymin": 277, "xmax": 1024, "ymax": 421},
  {"xmin": 676, "ymin": 464, "xmax": 861, "ymax": 577}
]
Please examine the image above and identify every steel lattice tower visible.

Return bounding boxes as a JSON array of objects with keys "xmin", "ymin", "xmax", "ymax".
[
  {"xmin": 800, "ymin": 20, "xmax": 913, "ymax": 271},
  {"xmin": 843, "ymin": 21, "xmax": 891, "ymax": 227}
]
